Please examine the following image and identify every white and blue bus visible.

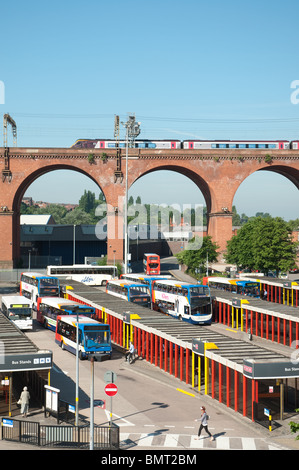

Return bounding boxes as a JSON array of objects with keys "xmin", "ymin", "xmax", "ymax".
[
  {"xmin": 152, "ymin": 279, "xmax": 213, "ymax": 324},
  {"xmin": 20, "ymin": 272, "xmax": 60, "ymax": 306},
  {"xmin": 207, "ymin": 277, "xmax": 260, "ymax": 298},
  {"xmin": 37, "ymin": 297, "xmax": 96, "ymax": 332},
  {"xmin": 55, "ymin": 315, "xmax": 112, "ymax": 361},
  {"xmin": 120, "ymin": 273, "xmax": 173, "ymax": 295},
  {"xmin": 1, "ymin": 295, "xmax": 33, "ymax": 331},
  {"xmin": 106, "ymin": 279, "xmax": 151, "ymax": 308},
  {"xmin": 47, "ymin": 264, "xmax": 118, "ymax": 286}
]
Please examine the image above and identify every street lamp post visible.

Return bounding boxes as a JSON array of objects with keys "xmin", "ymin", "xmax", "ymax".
[
  {"xmin": 121, "ymin": 114, "xmax": 141, "ymax": 274},
  {"xmin": 75, "ymin": 308, "xmax": 79, "ymax": 426}
]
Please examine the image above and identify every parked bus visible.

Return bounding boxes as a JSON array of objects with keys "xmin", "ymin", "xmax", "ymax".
[
  {"xmin": 1, "ymin": 295, "xmax": 33, "ymax": 330},
  {"xmin": 143, "ymin": 253, "xmax": 160, "ymax": 275},
  {"xmin": 47, "ymin": 264, "xmax": 118, "ymax": 286},
  {"xmin": 106, "ymin": 279, "xmax": 151, "ymax": 308},
  {"xmin": 55, "ymin": 315, "xmax": 112, "ymax": 361},
  {"xmin": 152, "ymin": 279, "xmax": 213, "ymax": 324},
  {"xmin": 37, "ymin": 296, "xmax": 96, "ymax": 332},
  {"xmin": 206, "ymin": 277, "xmax": 260, "ymax": 298},
  {"xmin": 121, "ymin": 273, "xmax": 173, "ymax": 295},
  {"xmin": 20, "ymin": 272, "xmax": 60, "ymax": 306}
]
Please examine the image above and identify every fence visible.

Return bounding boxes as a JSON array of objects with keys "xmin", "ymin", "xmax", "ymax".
[{"xmin": 1, "ymin": 417, "xmax": 119, "ymax": 449}]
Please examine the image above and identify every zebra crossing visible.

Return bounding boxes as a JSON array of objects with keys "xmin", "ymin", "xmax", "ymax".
[{"xmin": 120, "ymin": 432, "xmax": 282, "ymax": 450}]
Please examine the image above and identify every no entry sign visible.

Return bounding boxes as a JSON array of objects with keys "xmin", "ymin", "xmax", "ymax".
[{"xmin": 105, "ymin": 383, "xmax": 118, "ymax": 397}]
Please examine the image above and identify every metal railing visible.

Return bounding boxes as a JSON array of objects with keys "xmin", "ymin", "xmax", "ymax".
[{"xmin": 1, "ymin": 417, "xmax": 119, "ymax": 449}]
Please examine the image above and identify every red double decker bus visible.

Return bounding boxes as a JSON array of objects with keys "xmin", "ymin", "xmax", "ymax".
[{"xmin": 143, "ymin": 253, "xmax": 160, "ymax": 275}]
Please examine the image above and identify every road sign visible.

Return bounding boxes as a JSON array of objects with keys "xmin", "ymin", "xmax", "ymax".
[
  {"xmin": 105, "ymin": 383, "xmax": 118, "ymax": 397},
  {"xmin": 104, "ymin": 371, "xmax": 117, "ymax": 384}
]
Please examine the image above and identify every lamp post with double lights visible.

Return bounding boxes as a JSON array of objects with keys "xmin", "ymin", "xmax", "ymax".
[{"xmin": 121, "ymin": 114, "xmax": 141, "ymax": 274}]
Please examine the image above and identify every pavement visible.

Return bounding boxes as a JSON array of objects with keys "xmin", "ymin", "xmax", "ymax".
[
  {"xmin": 1, "ymin": 272, "xmax": 299, "ymax": 450},
  {"xmin": 1, "ymin": 354, "xmax": 299, "ymax": 451}
]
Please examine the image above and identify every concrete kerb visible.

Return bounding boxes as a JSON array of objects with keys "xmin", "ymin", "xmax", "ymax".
[{"xmin": 121, "ymin": 353, "xmax": 299, "ymax": 450}]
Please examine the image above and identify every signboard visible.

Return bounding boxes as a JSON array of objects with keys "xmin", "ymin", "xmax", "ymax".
[
  {"xmin": 105, "ymin": 383, "xmax": 118, "ymax": 397},
  {"xmin": 104, "ymin": 371, "xmax": 117, "ymax": 384},
  {"xmin": 2, "ymin": 418, "xmax": 13, "ymax": 428},
  {"xmin": 243, "ymin": 359, "xmax": 299, "ymax": 379},
  {"xmin": 0, "ymin": 352, "xmax": 52, "ymax": 372},
  {"xmin": 45, "ymin": 385, "xmax": 60, "ymax": 413},
  {"xmin": 264, "ymin": 408, "xmax": 270, "ymax": 417}
]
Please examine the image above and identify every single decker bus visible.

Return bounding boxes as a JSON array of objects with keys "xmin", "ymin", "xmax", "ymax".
[
  {"xmin": 47, "ymin": 264, "xmax": 118, "ymax": 286},
  {"xmin": 206, "ymin": 277, "xmax": 260, "ymax": 298},
  {"xmin": 55, "ymin": 315, "xmax": 112, "ymax": 361},
  {"xmin": 106, "ymin": 279, "xmax": 151, "ymax": 308},
  {"xmin": 1, "ymin": 295, "xmax": 33, "ymax": 330},
  {"xmin": 37, "ymin": 296, "xmax": 96, "ymax": 331}
]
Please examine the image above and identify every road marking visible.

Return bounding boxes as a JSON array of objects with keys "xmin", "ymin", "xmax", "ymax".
[
  {"xmin": 120, "ymin": 433, "xmax": 281, "ymax": 450},
  {"xmin": 216, "ymin": 437, "xmax": 230, "ymax": 449},
  {"xmin": 164, "ymin": 434, "xmax": 180, "ymax": 447},
  {"xmin": 242, "ymin": 437, "xmax": 256, "ymax": 450},
  {"xmin": 104, "ymin": 410, "xmax": 134, "ymax": 427},
  {"xmin": 176, "ymin": 388, "xmax": 195, "ymax": 397}
]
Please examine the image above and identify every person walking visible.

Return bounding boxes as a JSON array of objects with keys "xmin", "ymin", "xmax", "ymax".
[
  {"xmin": 19, "ymin": 386, "xmax": 30, "ymax": 418},
  {"xmin": 195, "ymin": 406, "xmax": 214, "ymax": 440}
]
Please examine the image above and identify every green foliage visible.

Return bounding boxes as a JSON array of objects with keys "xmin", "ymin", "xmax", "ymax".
[
  {"xmin": 97, "ymin": 256, "xmax": 121, "ymax": 276},
  {"xmin": 264, "ymin": 154, "xmax": 273, "ymax": 164},
  {"xmin": 289, "ymin": 413, "xmax": 299, "ymax": 439},
  {"xmin": 176, "ymin": 236, "xmax": 219, "ymax": 278},
  {"xmin": 88, "ymin": 153, "xmax": 95, "ymax": 164},
  {"xmin": 226, "ymin": 216, "xmax": 298, "ymax": 273}
]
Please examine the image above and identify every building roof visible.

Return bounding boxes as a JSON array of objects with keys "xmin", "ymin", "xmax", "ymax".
[{"xmin": 20, "ymin": 215, "xmax": 56, "ymax": 225}]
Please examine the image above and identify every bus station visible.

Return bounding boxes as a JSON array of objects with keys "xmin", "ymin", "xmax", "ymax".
[
  {"xmin": 0, "ymin": 312, "xmax": 52, "ymax": 417},
  {"xmin": 62, "ymin": 278, "xmax": 299, "ymax": 425}
]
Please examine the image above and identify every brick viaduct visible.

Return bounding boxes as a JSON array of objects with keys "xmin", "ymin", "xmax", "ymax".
[{"xmin": 0, "ymin": 146, "xmax": 299, "ymax": 268}]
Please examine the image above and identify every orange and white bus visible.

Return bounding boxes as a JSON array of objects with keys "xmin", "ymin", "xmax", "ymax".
[{"xmin": 143, "ymin": 253, "xmax": 160, "ymax": 275}]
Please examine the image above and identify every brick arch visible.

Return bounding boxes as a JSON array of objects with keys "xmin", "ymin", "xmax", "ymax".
[
  {"xmin": 10, "ymin": 164, "xmax": 109, "ymax": 267},
  {"xmin": 12, "ymin": 164, "xmax": 106, "ymax": 212},
  {"xmin": 129, "ymin": 164, "xmax": 212, "ymax": 212},
  {"xmin": 1, "ymin": 146, "xmax": 299, "ymax": 267},
  {"xmin": 230, "ymin": 164, "xmax": 299, "ymax": 208},
  {"xmin": 258, "ymin": 165, "xmax": 299, "ymax": 190}
]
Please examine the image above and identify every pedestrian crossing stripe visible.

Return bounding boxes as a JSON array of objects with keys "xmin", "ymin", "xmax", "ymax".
[{"xmin": 120, "ymin": 433, "xmax": 283, "ymax": 450}]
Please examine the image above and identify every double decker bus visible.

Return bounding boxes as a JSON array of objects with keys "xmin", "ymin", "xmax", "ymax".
[
  {"xmin": 37, "ymin": 297, "xmax": 96, "ymax": 331},
  {"xmin": 143, "ymin": 253, "xmax": 160, "ymax": 275},
  {"xmin": 152, "ymin": 279, "xmax": 213, "ymax": 324},
  {"xmin": 1, "ymin": 295, "xmax": 33, "ymax": 331},
  {"xmin": 121, "ymin": 273, "xmax": 173, "ymax": 295},
  {"xmin": 106, "ymin": 279, "xmax": 151, "ymax": 308},
  {"xmin": 47, "ymin": 264, "xmax": 118, "ymax": 286},
  {"xmin": 55, "ymin": 315, "xmax": 112, "ymax": 361},
  {"xmin": 20, "ymin": 272, "xmax": 60, "ymax": 307},
  {"xmin": 206, "ymin": 277, "xmax": 260, "ymax": 298}
]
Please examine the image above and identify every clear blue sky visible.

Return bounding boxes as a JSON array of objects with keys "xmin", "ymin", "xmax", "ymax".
[{"xmin": 1, "ymin": 0, "xmax": 299, "ymax": 219}]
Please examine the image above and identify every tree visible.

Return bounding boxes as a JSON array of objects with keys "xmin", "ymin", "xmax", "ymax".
[
  {"xmin": 79, "ymin": 190, "xmax": 96, "ymax": 214},
  {"xmin": 176, "ymin": 236, "xmax": 219, "ymax": 277},
  {"xmin": 226, "ymin": 216, "xmax": 298, "ymax": 273}
]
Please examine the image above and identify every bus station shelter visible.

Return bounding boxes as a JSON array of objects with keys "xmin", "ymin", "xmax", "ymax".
[
  {"xmin": 63, "ymin": 280, "xmax": 299, "ymax": 424},
  {"xmin": 0, "ymin": 313, "xmax": 52, "ymax": 416}
]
